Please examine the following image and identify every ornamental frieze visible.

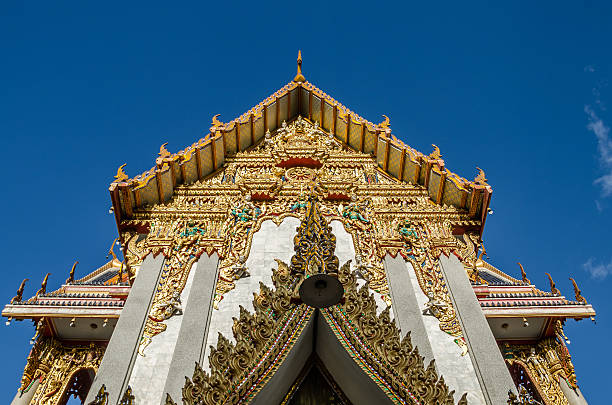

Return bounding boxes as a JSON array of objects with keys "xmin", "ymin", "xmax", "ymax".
[{"xmin": 120, "ymin": 118, "xmax": 480, "ymax": 352}]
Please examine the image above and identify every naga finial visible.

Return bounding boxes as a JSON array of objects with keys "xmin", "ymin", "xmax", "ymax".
[
  {"xmin": 379, "ymin": 115, "xmax": 390, "ymax": 129},
  {"xmin": 545, "ymin": 273, "xmax": 561, "ymax": 296},
  {"xmin": 34, "ymin": 273, "xmax": 51, "ymax": 299},
  {"xmin": 158, "ymin": 142, "xmax": 171, "ymax": 158},
  {"xmin": 11, "ymin": 279, "xmax": 28, "ymax": 304},
  {"xmin": 65, "ymin": 261, "xmax": 78, "ymax": 284},
  {"xmin": 114, "ymin": 163, "xmax": 128, "ymax": 182},
  {"xmin": 107, "ymin": 237, "xmax": 119, "ymax": 262},
  {"xmin": 517, "ymin": 262, "xmax": 530, "ymax": 284},
  {"xmin": 429, "ymin": 144, "xmax": 442, "ymax": 160},
  {"xmin": 475, "ymin": 167, "xmax": 488, "ymax": 185},
  {"xmin": 293, "ymin": 50, "xmax": 306, "ymax": 83},
  {"xmin": 569, "ymin": 277, "xmax": 587, "ymax": 304},
  {"xmin": 210, "ymin": 114, "xmax": 225, "ymax": 132}
]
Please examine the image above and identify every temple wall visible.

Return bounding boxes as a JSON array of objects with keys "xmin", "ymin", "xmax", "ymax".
[
  {"xmin": 128, "ymin": 261, "xmax": 198, "ymax": 404},
  {"xmin": 203, "ymin": 218, "xmax": 387, "ymax": 373},
  {"xmin": 405, "ymin": 260, "xmax": 486, "ymax": 404},
  {"xmin": 202, "ymin": 217, "xmax": 300, "ymax": 372}
]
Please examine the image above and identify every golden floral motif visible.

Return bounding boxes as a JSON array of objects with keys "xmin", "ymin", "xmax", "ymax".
[
  {"xmin": 396, "ymin": 219, "xmax": 465, "ymax": 346},
  {"xmin": 503, "ymin": 335, "xmax": 577, "ymax": 405},
  {"xmin": 139, "ymin": 220, "xmax": 206, "ymax": 355},
  {"xmin": 20, "ymin": 337, "xmax": 105, "ymax": 405}
]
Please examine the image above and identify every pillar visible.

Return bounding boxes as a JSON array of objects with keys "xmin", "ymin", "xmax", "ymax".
[
  {"xmin": 438, "ymin": 253, "xmax": 516, "ymax": 405},
  {"xmin": 85, "ymin": 253, "xmax": 165, "ymax": 404},
  {"xmin": 560, "ymin": 378, "xmax": 589, "ymax": 405},
  {"xmin": 383, "ymin": 255, "xmax": 435, "ymax": 364},
  {"xmin": 161, "ymin": 253, "xmax": 219, "ymax": 403},
  {"xmin": 10, "ymin": 379, "xmax": 39, "ymax": 405}
]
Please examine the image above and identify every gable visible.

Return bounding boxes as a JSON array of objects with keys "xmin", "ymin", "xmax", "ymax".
[{"xmin": 110, "ymin": 78, "xmax": 492, "ymax": 234}]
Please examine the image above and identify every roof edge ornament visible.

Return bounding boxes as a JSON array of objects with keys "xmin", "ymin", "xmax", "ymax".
[{"xmin": 293, "ymin": 50, "xmax": 306, "ymax": 83}]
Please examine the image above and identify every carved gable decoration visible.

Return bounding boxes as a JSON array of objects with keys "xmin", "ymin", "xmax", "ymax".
[{"xmin": 166, "ymin": 200, "xmax": 466, "ymax": 405}]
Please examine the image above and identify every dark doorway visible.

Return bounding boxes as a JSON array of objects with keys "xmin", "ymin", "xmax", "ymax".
[{"xmin": 282, "ymin": 356, "xmax": 352, "ymax": 405}]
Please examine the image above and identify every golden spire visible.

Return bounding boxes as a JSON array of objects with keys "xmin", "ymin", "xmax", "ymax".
[
  {"xmin": 65, "ymin": 261, "xmax": 78, "ymax": 284},
  {"xmin": 517, "ymin": 262, "xmax": 530, "ymax": 284},
  {"xmin": 293, "ymin": 50, "xmax": 306, "ymax": 83},
  {"xmin": 569, "ymin": 277, "xmax": 588, "ymax": 304},
  {"xmin": 545, "ymin": 273, "xmax": 561, "ymax": 296}
]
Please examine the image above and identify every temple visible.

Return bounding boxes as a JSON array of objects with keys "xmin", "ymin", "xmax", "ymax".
[{"xmin": 3, "ymin": 53, "xmax": 595, "ymax": 405}]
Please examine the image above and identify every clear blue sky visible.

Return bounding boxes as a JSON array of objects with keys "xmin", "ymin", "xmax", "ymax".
[{"xmin": 1, "ymin": 1, "xmax": 610, "ymax": 402}]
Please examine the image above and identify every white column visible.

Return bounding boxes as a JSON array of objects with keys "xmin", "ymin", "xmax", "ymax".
[{"xmin": 85, "ymin": 253, "xmax": 165, "ymax": 404}]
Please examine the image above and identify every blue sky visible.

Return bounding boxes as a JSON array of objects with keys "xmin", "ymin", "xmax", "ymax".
[{"xmin": 1, "ymin": 2, "xmax": 610, "ymax": 402}]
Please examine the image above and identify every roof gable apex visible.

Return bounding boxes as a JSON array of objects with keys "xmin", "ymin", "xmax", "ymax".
[{"xmin": 109, "ymin": 80, "xmax": 491, "ymax": 231}]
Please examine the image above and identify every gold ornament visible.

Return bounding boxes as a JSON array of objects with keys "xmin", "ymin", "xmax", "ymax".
[
  {"xmin": 11, "ymin": 278, "xmax": 28, "ymax": 304},
  {"xmin": 20, "ymin": 337, "xmax": 105, "ymax": 405}
]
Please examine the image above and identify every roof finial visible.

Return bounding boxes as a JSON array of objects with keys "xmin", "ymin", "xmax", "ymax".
[
  {"xmin": 293, "ymin": 50, "xmax": 306, "ymax": 83},
  {"xmin": 569, "ymin": 277, "xmax": 588, "ymax": 304},
  {"xmin": 545, "ymin": 273, "xmax": 561, "ymax": 296},
  {"xmin": 66, "ymin": 261, "xmax": 78, "ymax": 284},
  {"xmin": 475, "ymin": 167, "xmax": 488, "ymax": 185},
  {"xmin": 517, "ymin": 262, "xmax": 530, "ymax": 285}
]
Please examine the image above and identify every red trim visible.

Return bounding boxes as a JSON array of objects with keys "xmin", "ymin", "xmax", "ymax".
[{"xmin": 276, "ymin": 157, "xmax": 323, "ymax": 169}]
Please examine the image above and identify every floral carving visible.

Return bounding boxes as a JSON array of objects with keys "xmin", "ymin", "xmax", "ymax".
[
  {"xmin": 19, "ymin": 336, "xmax": 105, "ymax": 405},
  {"xmin": 167, "ymin": 199, "xmax": 465, "ymax": 405},
  {"xmin": 502, "ymin": 331, "xmax": 578, "ymax": 405},
  {"xmin": 397, "ymin": 219, "xmax": 465, "ymax": 351}
]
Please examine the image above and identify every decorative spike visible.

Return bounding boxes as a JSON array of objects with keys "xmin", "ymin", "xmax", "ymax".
[{"xmin": 293, "ymin": 50, "xmax": 306, "ymax": 83}]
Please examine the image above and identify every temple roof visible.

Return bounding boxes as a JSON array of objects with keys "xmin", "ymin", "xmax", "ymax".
[
  {"xmin": 109, "ymin": 56, "xmax": 492, "ymax": 232},
  {"xmin": 2, "ymin": 258, "xmax": 129, "ymax": 321},
  {"xmin": 471, "ymin": 260, "xmax": 595, "ymax": 320}
]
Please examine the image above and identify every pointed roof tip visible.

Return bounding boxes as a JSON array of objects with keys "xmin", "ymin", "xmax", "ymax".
[{"xmin": 293, "ymin": 50, "xmax": 306, "ymax": 83}]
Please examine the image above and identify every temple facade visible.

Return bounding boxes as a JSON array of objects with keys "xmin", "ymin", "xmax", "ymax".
[{"xmin": 3, "ymin": 54, "xmax": 595, "ymax": 405}]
